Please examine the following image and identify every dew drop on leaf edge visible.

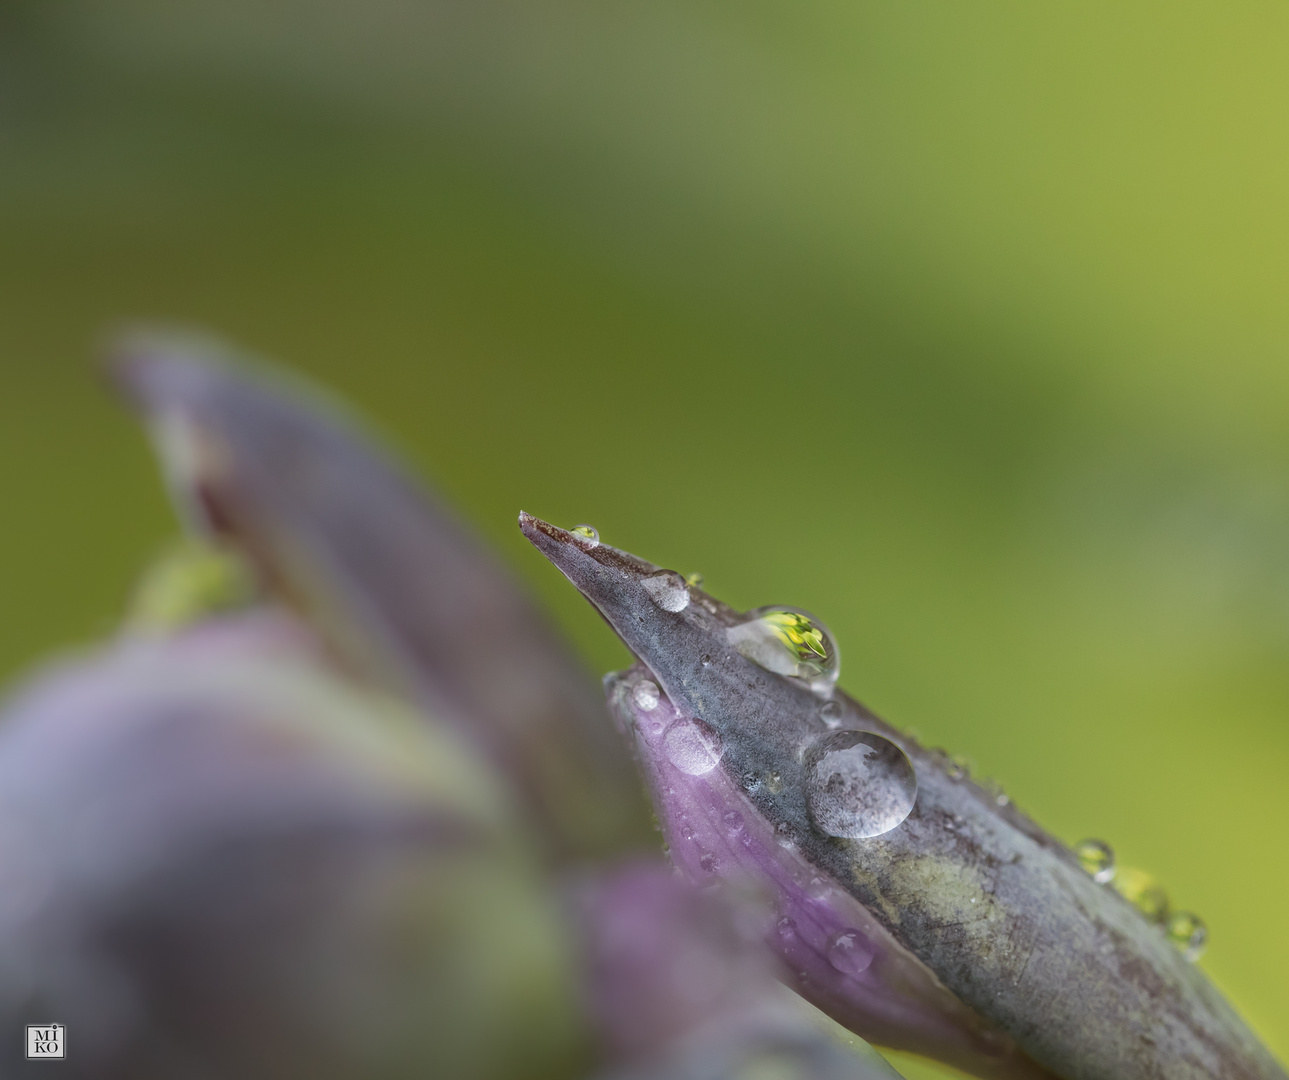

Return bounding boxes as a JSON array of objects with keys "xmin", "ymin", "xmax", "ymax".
[
  {"xmin": 727, "ymin": 606, "xmax": 840, "ymax": 694},
  {"xmin": 642, "ymin": 569, "xmax": 690, "ymax": 612},
  {"xmin": 569, "ymin": 524, "xmax": 599, "ymax": 547},
  {"xmin": 1113, "ymin": 866, "xmax": 1169, "ymax": 925},
  {"xmin": 1166, "ymin": 910, "xmax": 1207, "ymax": 962},
  {"xmin": 1074, "ymin": 838, "xmax": 1116, "ymax": 884},
  {"xmin": 632, "ymin": 679, "xmax": 660, "ymax": 712}
]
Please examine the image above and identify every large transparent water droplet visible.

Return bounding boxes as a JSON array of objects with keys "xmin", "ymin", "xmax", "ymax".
[
  {"xmin": 568, "ymin": 524, "xmax": 599, "ymax": 547},
  {"xmin": 727, "ymin": 607, "xmax": 839, "ymax": 694},
  {"xmin": 805, "ymin": 730, "xmax": 917, "ymax": 839},
  {"xmin": 1166, "ymin": 910, "xmax": 1207, "ymax": 962},
  {"xmin": 1113, "ymin": 867, "xmax": 1169, "ymax": 924},
  {"xmin": 664, "ymin": 718, "xmax": 723, "ymax": 775},
  {"xmin": 642, "ymin": 570, "xmax": 690, "ymax": 612},
  {"xmin": 1074, "ymin": 838, "xmax": 1116, "ymax": 884},
  {"xmin": 827, "ymin": 929, "xmax": 874, "ymax": 975}
]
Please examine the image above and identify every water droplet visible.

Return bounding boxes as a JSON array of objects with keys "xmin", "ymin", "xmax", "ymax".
[
  {"xmin": 685, "ymin": 571, "xmax": 704, "ymax": 588},
  {"xmin": 827, "ymin": 929, "xmax": 875, "ymax": 975},
  {"xmin": 1166, "ymin": 911, "xmax": 1207, "ymax": 962},
  {"xmin": 947, "ymin": 754, "xmax": 971, "ymax": 782},
  {"xmin": 1113, "ymin": 867, "xmax": 1169, "ymax": 924},
  {"xmin": 727, "ymin": 607, "xmax": 839, "ymax": 694},
  {"xmin": 995, "ymin": 792, "xmax": 1011, "ymax": 807},
  {"xmin": 569, "ymin": 524, "xmax": 599, "ymax": 547},
  {"xmin": 1074, "ymin": 839, "xmax": 1116, "ymax": 884},
  {"xmin": 632, "ymin": 679, "xmax": 660, "ymax": 712},
  {"xmin": 820, "ymin": 700, "xmax": 843, "ymax": 729},
  {"xmin": 699, "ymin": 852, "xmax": 718, "ymax": 873},
  {"xmin": 664, "ymin": 718, "xmax": 723, "ymax": 775},
  {"xmin": 722, "ymin": 810, "xmax": 744, "ymax": 833},
  {"xmin": 700, "ymin": 654, "xmax": 713, "ymax": 668},
  {"xmin": 764, "ymin": 770, "xmax": 784, "ymax": 794},
  {"xmin": 805, "ymin": 730, "xmax": 917, "ymax": 839},
  {"xmin": 642, "ymin": 570, "xmax": 690, "ymax": 612}
]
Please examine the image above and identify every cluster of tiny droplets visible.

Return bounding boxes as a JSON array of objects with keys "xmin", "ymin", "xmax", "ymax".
[{"xmin": 1074, "ymin": 839, "xmax": 1206, "ymax": 961}]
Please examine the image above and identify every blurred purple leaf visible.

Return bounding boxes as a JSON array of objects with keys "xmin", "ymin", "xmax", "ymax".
[
  {"xmin": 0, "ymin": 610, "xmax": 586, "ymax": 1079},
  {"xmin": 578, "ymin": 861, "xmax": 903, "ymax": 1080},
  {"xmin": 108, "ymin": 332, "xmax": 653, "ymax": 862}
]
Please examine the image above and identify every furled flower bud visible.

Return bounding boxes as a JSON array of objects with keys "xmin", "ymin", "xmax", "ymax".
[{"xmin": 521, "ymin": 514, "xmax": 1286, "ymax": 1080}]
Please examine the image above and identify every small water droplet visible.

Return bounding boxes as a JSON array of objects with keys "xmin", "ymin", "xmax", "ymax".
[
  {"xmin": 995, "ymin": 792, "xmax": 1011, "ymax": 807},
  {"xmin": 685, "ymin": 571, "xmax": 704, "ymax": 587},
  {"xmin": 1074, "ymin": 839, "xmax": 1116, "ymax": 884},
  {"xmin": 663, "ymin": 718, "xmax": 723, "ymax": 775},
  {"xmin": 632, "ymin": 679, "xmax": 660, "ymax": 712},
  {"xmin": 722, "ymin": 810, "xmax": 744, "ymax": 833},
  {"xmin": 727, "ymin": 607, "xmax": 839, "ymax": 694},
  {"xmin": 827, "ymin": 929, "xmax": 875, "ymax": 975},
  {"xmin": 947, "ymin": 754, "xmax": 971, "ymax": 782},
  {"xmin": 642, "ymin": 570, "xmax": 690, "ymax": 612},
  {"xmin": 820, "ymin": 700, "xmax": 843, "ymax": 729},
  {"xmin": 569, "ymin": 524, "xmax": 599, "ymax": 547},
  {"xmin": 700, "ymin": 654, "xmax": 713, "ymax": 668},
  {"xmin": 699, "ymin": 851, "xmax": 718, "ymax": 873},
  {"xmin": 765, "ymin": 770, "xmax": 784, "ymax": 794},
  {"xmin": 679, "ymin": 819, "xmax": 695, "ymax": 840},
  {"xmin": 1113, "ymin": 867, "xmax": 1169, "ymax": 924},
  {"xmin": 1166, "ymin": 911, "xmax": 1207, "ymax": 962},
  {"xmin": 805, "ymin": 730, "xmax": 917, "ymax": 839}
]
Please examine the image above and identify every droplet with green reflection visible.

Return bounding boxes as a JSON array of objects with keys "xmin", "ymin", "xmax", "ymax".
[
  {"xmin": 1166, "ymin": 910, "xmax": 1208, "ymax": 962},
  {"xmin": 727, "ymin": 606, "xmax": 839, "ymax": 694},
  {"xmin": 1074, "ymin": 838, "xmax": 1116, "ymax": 884},
  {"xmin": 1113, "ymin": 866, "xmax": 1169, "ymax": 924}
]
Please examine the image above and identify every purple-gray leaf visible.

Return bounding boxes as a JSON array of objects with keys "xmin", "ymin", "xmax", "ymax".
[{"xmin": 520, "ymin": 513, "xmax": 1285, "ymax": 1080}]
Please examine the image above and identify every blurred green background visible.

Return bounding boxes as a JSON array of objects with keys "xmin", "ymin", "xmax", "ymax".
[{"xmin": 2, "ymin": 3, "xmax": 1287, "ymax": 1076}]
